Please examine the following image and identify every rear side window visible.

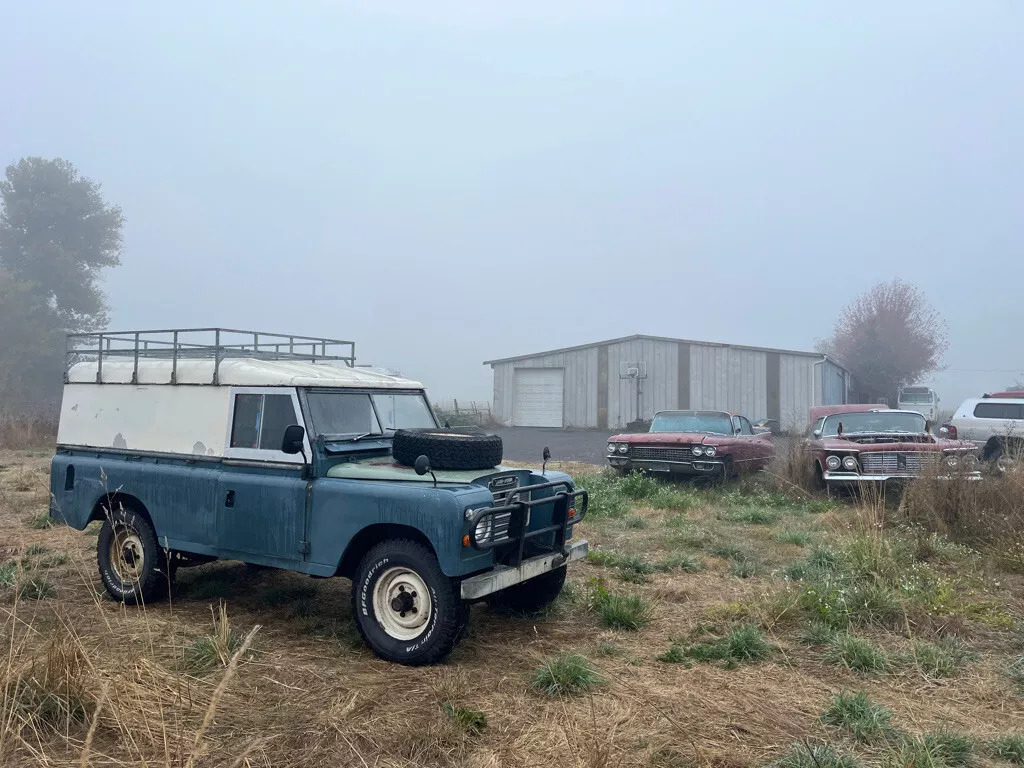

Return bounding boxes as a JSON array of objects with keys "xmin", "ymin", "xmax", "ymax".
[
  {"xmin": 230, "ymin": 393, "xmax": 298, "ymax": 450},
  {"xmin": 973, "ymin": 402, "xmax": 1024, "ymax": 420}
]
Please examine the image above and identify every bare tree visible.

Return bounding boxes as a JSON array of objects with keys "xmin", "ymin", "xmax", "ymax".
[{"xmin": 818, "ymin": 279, "xmax": 947, "ymax": 403}]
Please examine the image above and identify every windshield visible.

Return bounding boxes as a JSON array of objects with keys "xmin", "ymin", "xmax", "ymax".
[
  {"xmin": 822, "ymin": 411, "xmax": 926, "ymax": 436},
  {"xmin": 898, "ymin": 392, "xmax": 934, "ymax": 404},
  {"xmin": 305, "ymin": 391, "xmax": 436, "ymax": 439},
  {"xmin": 650, "ymin": 411, "xmax": 733, "ymax": 435}
]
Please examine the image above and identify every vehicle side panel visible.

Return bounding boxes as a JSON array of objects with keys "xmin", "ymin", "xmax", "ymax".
[{"xmin": 306, "ymin": 479, "xmax": 496, "ymax": 577}]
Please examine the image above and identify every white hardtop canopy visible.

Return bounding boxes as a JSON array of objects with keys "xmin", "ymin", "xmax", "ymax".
[{"xmin": 67, "ymin": 359, "xmax": 424, "ymax": 389}]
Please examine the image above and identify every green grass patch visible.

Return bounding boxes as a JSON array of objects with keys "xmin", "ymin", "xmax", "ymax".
[
  {"xmin": 1006, "ymin": 655, "xmax": 1024, "ymax": 692},
  {"xmin": 820, "ymin": 691, "xmax": 896, "ymax": 744},
  {"xmin": 989, "ymin": 734, "xmax": 1024, "ymax": 765},
  {"xmin": 84, "ymin": 522, "xmax": 102, "ymax": 536},
  {"xmin": 182, "ymin": 631, "xmax": 247, "ymax": 675},
  {"xmin": 442, "ymin": 702, "xmax": 487, "ymax": 735},
  {"xmin": 719, "ymin": 506, "xmax": 781, "ymax": 525},
  {"xmin": 18, "ymin": 578, "xmax": 55, "ymax": 600},
  {"xmin": 922, "ymin": 729, "xmax": 973, "ymax": 768},
  {"xmin": 710, "ymin": 543, "xmax": 746, "ymax": 560},
  {"xmin": 680, "ymin": 624, "xmax": 772, "ymax": 666},
  {"xmin": 0, "ymin": 561, "xmax": 18, "ymax": 587},
  {"xmin": 899, "ymin": 639, "xmax": 974, "ymax": 679},
  {"xmin": 587, "ymin": 549, "xmax": 657, "ymax": 583},
  {"xmin": 594, "ymin": 642, "xmax": 621, "ymax": 657},
  {"xmin": 729, "ymin": 557, "xmax": 761, "ymax": 579},
  {"xmin": 824, "ymin": 634, "xmax": 889, "ymax": 673},
  {"xmin": 659, "ymin": 553, "xmax": 703, "ymax": 572},
  {"xmin": 772, "ymin": 743, "xmax": 861, "ymax": 768},
  {"xmin": 623, "ymin": 514, "xmax": 647, "ymax": 530},
  {"xmin": 776, "ymin": 530, "xmax": 813, "ymax": 547},
  {"xmin": 25, "ymin": 513, "xmax": 54, "ymax": 530},
  {"xmin": 531, "ymin": 653, "xmax": 604, "ymax": 696},
  {"xmin": 590, "ymin": 584, "xmax": 653, "ymax": 631},
  {"xmin": 799, "ymin": 621, "xmax": 841, "ymax": 646},
  {"xmin": 24, "ymin": 544, "xmax": 48, "ymax": 556}
]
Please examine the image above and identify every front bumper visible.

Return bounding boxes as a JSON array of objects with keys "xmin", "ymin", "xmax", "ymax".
[
  {"xmin": 607, "ymin": 457, "xmax": 723, "ymax": 474},
  {"xmin": 823, "ymin": 471, "xmax": 982, "ymax": 483},
  {"xmin": 460, "ymin": 539, "xmax": 589, "ymax": 600}
]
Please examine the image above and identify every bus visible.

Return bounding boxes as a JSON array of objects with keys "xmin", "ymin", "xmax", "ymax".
[{"xmin": 896, "ymin": 386, "xmax": 939, "ymax": 422}]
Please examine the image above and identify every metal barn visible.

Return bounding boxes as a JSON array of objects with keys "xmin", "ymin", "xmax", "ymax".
[{"xmin": 485, "ymin": 334, "xmax": 850, "ymax": 431}]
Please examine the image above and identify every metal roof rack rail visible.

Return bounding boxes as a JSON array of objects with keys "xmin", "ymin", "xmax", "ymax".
[{"xmin": 65, "ymin": 328, "xmax": 356, "ymax": 385}]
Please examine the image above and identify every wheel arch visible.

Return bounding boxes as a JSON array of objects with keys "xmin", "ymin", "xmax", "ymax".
[
  {"xmin": 89, "ymin": 492, "xmax": 153, "ymax": 527},
  {"xmin": 336, "ymin": 524, "xmax": 439, "ymax": 579}
]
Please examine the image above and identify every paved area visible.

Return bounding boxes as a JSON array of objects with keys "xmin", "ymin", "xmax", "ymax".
[{"xmin": 495, "ymin": 427, "xmax": 616, "ymax": 465}]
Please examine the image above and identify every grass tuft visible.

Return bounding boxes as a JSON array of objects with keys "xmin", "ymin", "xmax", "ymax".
[
  {"xmin": 824, "ymin": 634, "xmax": 890, "ymax": 673},
  {"xmin": 442, "ymin": 702, "xmax": 487, "ymax": 735},
  {"xmin": 820, "ymin": 691, "xmax": 895, "ymax": 744},
  {"xmin": 181, "ymin": 602, "xmax": 249, "ymax": 674},
  {"xmin": 923, "ymin": 729, "xmax": 973, "ymax": 767},
  {"xmin": 24, "ymin": 544, "xmax": 49, "ymax": 556},
  {"xmin": 989, "ymin": 734, "xmax": 1024, "ymax": 765},
  {"xmin": 590, "ymin": 584, "xmax": 653, "ymax": 630},
  {"xmin": 772, "ymin": 743, "xmax": 861, "ymax": 768},
  {"xmin": 531, "ymin": 653, "xmax": 604, "ymax": 696},
  {"xmin": 19, "ymin": 578, "xmax": 56, "ymax": 599},
  {"xmin": 776, "ymin": 530, "xmax": 814, "ymax": 547},
  {"xmin": 26, "ymin": 512, "xmax": 54, "ymax": 530},
  {"xmin": 719, "ymin": 506, "xmax": 781, "ymax": 525},
  {"xmin": 682, "ymin": 625, "xmax": 772, "ymax": 665}
]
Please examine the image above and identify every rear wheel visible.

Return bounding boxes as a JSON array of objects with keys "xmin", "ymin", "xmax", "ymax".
[
  {"xmin": 487, "ymin": 566, "xmax": 566, "ymax": 614},
  {"xmin": 96, "ymin": 505, "xmax": 171, "ymax": 604},
  {"xmin": 351, "ymin": 539, "xmax": 468, "ymax": 666}
]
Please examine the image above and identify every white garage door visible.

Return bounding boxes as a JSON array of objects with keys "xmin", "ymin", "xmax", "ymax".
[{"xmin": 512, "ymin": 368, "xmax": 564, "ymax": 427}]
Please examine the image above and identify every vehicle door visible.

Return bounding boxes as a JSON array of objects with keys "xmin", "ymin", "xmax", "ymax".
[
  {"xmin": 732, "ymin": 416, "xmax": 762, "ymax": 471},
  {"xmin": 219, "ymin": 387, "xmax": 310, "ymax": 562},
  {"xmin": 743, "ymin": 415, "xmax": 774, "ymax": 468}
]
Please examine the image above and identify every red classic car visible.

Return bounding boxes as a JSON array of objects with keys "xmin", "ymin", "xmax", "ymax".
[
  {"xmin": 606, "ymin": 410, "xmax": 774, "ymax": 479},
  {"xmin": 805, "ymin": 405, "xmax": 980, "ymax": 488}
]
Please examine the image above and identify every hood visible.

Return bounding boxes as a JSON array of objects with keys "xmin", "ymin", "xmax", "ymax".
[
  {"xmin": 819, "ymin": 433, "xmax": 974, "ymax": 452},
  {"xmin": 610, "ymin": 432, "xmax": 726, "ymax": 445},
  {"xmin": 327, "ymin": 456, "xmax": 515, "ymax": 485}
]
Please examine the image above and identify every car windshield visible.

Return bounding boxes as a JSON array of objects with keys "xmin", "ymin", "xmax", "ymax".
[
  {"xmin": 305, "ymin": 391, "xmax": 436, "ymax": 439},
  {"xmin": 650, "ymin": 411, "xmax": 733, "ymax": 435},
  {"xmin": 821, "ymin": 411, "xmax": 926, "ymax": 436},
  {"xmin": 898, "ymin": 392, "xmax": 934, "ymax": 404}
]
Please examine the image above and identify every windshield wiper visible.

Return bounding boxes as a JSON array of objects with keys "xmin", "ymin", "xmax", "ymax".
[{"xmin": 322, "ymin": 432, "xmax": 386, "ymax": 442}]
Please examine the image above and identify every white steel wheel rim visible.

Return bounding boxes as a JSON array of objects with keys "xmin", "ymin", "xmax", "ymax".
[
  {"xmin": 110, "ymin": 528, "xmax": 145, "ymax": 584},
  {"xmin": 372, "ymin": 567, "xmax": 432, "ymax": 641}
]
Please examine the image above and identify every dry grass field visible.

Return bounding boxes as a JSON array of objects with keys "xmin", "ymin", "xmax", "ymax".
[{"xmin": 1, "ymin": 449, "xmax": 1023, "ymax": 768}]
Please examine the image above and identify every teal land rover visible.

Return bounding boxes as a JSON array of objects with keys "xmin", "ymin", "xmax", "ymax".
[{"xmin": 49, "ymin": 329, "xmax": 588, "ymax": 665}]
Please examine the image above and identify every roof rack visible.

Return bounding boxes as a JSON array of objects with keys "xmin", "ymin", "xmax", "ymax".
[{"xmin": 66, "ymin": 328, "xmax": 356, "ymax": 385}]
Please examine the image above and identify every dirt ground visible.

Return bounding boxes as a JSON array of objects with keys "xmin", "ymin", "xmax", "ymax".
[{"xmin": 1, "ymin": 449, "xmax": 1022, "ymax": 768}]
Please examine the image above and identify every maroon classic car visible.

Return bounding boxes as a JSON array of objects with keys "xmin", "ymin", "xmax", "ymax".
[
  {"xmin": 805, "ymin": 404, "xmax": 980, "ymax": 488},
  {"xmin": 606, "ymin": 410, "xmax": 774, "ymax": 479}
]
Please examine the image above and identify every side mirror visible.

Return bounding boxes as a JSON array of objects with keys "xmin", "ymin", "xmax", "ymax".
[
  {"xmin": 414, "ymin": 454, "xmax": 437, "ymax": 487},
  {"xmin": 812, "ymin": 430, "xmax": 822, "ymax": 439},
  {"xmin": 281, "ymin": 425, "xmax": 306, "ymax": 455},
  {"xmin": 542, "ymin": 446, "xmax": 551, "ymax": 473}
]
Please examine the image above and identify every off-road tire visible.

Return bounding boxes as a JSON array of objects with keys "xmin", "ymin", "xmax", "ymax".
[
  {"xmin": 392, "ymin": 428, "xmax": 503, "ymax": 470},
  {"xmin": 351, "ymin": 539, "xmax": 468, "ymax": 666},
  {"xmin": 97, "ymin": 504, "xmax": 171, "ymax": 605},
  {"xmin": 487, "ymin": 565, "xmax": 567, "ymax": 614}
]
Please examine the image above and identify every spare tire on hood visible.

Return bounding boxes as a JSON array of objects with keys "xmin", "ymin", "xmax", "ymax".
[{"xmin": 392, "ymin": 428, "xmax": 503, "ymax": 471}]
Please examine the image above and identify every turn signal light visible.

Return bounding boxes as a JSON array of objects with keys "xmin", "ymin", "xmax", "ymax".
[
  {"xmin": 568, "ymin": 507, "xmax": 576, "ymax": 518},
  {"xmin": 462, "ymin": 534, "xmax": 471, "ymax": 547}
]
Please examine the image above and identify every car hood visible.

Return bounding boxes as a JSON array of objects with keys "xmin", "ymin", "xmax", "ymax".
[
  {"xmin": 609, "ymin": 432, "xmax": 728, "ymax": 445},
  {"xmin": 327, "ymin": 456, "xmax": 519, "ymax": 485},
  {"xmin": 818, "ymin": 434, "xmax": 975, "ymax": 452}
]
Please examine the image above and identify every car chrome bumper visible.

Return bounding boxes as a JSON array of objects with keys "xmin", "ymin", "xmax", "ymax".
[
  {"xmin": 823, "ymin": 472, "xmax": 983, "ymax": 483},
  {"xmin": 460, "ymin": 539, "xmax": 589, "ymax": 600},
  {"xmin": 608, "ymin": 457, "xmax": 723, "ymax": 474}
]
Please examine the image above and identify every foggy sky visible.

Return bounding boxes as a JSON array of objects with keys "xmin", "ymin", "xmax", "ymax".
[{"xmin": 2, "ymin": 1, "xmax": 1021, "ymax": 410}]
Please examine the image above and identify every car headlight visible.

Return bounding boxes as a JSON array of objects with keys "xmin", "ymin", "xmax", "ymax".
[
  {"xmin": 474, "ymin": 515, "xmax": 493, "ymax": 544},
  {"xmin": 704, "ymin": 445, "xmax": 717, "ymax": 457},
  {"xmin": 963, "ymin": 453, "xmax": 978, "ymax": 466},
  {"xmin": 692, "ymin": 445, "xmax": 705, "ymax": 456},
  {"xmin": 826, "ymin": 455, "xmax": 842, "ymax": 471},
  {"xmin": 946, "ymin": 455, "xmax": 959, "ymax": 468},
  {"xmin": 842, "ymin": 456, "xmax": 858, "ymax": 471},
  {"xmin": 618, "ymin": 444, "xmax": 628, "ymax": 454},
  {"xmin": 607, "ymin": 443, "xmax": 616, "ymax": 454}
]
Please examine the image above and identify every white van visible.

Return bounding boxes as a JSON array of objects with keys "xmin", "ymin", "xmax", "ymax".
[{"xmin": 896, "ymin": 387, "xmax": 939, "ymax": 423}]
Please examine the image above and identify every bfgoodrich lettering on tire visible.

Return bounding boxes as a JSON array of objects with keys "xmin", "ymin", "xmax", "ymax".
[
  {"xmin": 351, "ymin": 539, "xmax": 468, "ymax": 666},
  {"xmin": 96, "ymin": 503, "xmax": 170, "ymax": 605}
]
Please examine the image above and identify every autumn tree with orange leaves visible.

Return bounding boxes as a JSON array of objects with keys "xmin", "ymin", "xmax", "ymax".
[{"xmin": 818, "ymin": 279, "xmax": 948, "ymax": 404}]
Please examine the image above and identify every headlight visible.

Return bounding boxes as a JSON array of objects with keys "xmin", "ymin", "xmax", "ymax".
[
  {"xmin": 607, "ymin": 443, "xmax": 616, "ymax": 454},
  {"xmin": 692, "ymin": 445, "xmax": 705, "ymax": 456},
  {"xmin": 618, "ymin": 444, "xmax": 628, "ymax": 454},
  {"xmin": 946, "ymin": 455, "xmax": 959, "ymax": 468},
  {"xmin": 474, "ymin": 515, "xmax": 493, "ymax": 544},
  {"xmin": 964, "ymin": 453, "xmax": 978, "ymax": 467},
  {"xmin": 842, "ymin": 456, "xmax": 859, "ymax": 471},
  {"xmin": 704, "ymin": 445, "xmax": 717, "ymax": 457},
  {"xmin": 826, "ymin": 455, "xmax": 842, "ymax": 471}
]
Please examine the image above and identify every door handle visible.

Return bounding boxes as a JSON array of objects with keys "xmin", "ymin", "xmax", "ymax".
[{"xmin": 225, "ymin": 490, "xmax": 235, "ymax": 508}]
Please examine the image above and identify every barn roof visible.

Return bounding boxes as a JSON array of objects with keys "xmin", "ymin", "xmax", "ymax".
[{"xmin": 484, "ymin": 334, "xmax": 846, "ymax": 368}]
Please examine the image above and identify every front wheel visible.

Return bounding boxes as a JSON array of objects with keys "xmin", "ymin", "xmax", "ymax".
[
  {"xmin": 96, "ymin": 505, "xmax": 171, "ymax": 604},
  {"xmin": 487, "ymin": 565, "xmax": 567, "ymax": 614},
  {"xmin": 351, "ymin": 539, "xmax": 468, "ymax": 666}
]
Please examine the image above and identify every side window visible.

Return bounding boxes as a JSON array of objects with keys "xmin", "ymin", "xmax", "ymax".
[
  {"xmin": 739, "ymin": 417, "xmax": 754, "ymax": 435},
  {"xmin": 974, "ymin": 403, "xmax": 1024, "ymax": 420},
  {"xmin": 230, "ymin": 393, "xmax": 299, "ymax": 450}
]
